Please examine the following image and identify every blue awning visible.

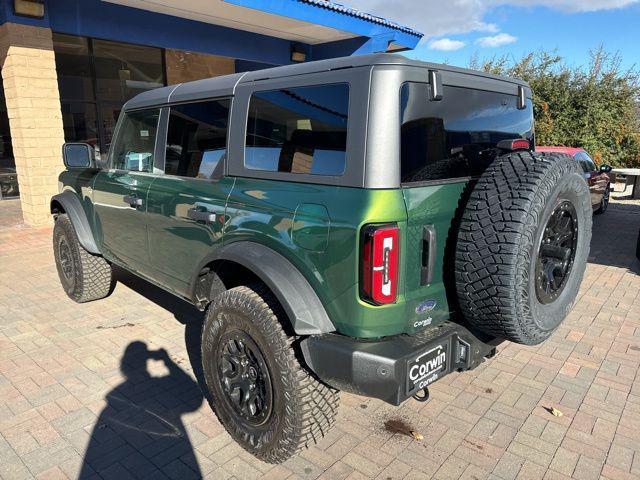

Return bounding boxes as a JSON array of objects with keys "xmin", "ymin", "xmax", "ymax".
[
  {"xmin": 224, "ymin": 0, "xmax": 423, "ymax": 51},
  {"xmin": 295, "ymin": 0, "xmax": 422, "ymax": 38}
]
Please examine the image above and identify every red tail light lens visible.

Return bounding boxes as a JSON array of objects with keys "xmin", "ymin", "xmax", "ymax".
[
  {"xmin": 361, "ymin": 224, "xmax": 399, "ymax": 305},
  {"xmin": 497, "ymin": 138, "xmax": 530, "ymax": 151}
]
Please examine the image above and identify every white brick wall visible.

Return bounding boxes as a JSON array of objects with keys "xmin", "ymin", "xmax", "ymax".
[{"xmin": 0, "ymin": 23, "xmax": 64, "ymax": 226}]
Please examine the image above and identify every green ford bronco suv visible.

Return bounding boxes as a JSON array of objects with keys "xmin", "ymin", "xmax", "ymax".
[{"xmin": 51, "ymin": 54, "xmax": 592, "ymax": 463}]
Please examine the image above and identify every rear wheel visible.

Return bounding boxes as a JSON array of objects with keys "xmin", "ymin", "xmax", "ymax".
[
  {"xmin": 455, "ymin": 151, "xmax": 592, "ymax": 345},
  {"xmin": 201, "ymin": 285, "xmax": 339, "ymax": 463},
  {"xmin": 53, "ymin": 214, "xmax": 114, "ymax": 303}
]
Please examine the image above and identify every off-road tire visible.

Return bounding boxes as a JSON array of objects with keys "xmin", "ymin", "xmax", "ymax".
[
  {"xmin": 455, "ymin": 151, "xmax": 592, "ymax": 345},
  {"xmin": 53, "ymin": 214, "xmax": 114, "ymax": 303},
  {"xmin": 594, "ymin": 185, "xmax": 609, "ymax": 215},
  {"xmin": 201, "ymin": 285, "xmax": 339, "ymax": 463}
]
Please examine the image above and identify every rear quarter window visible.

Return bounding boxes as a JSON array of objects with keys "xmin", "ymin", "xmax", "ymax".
[
  {"xmin": 400, "ymin": 83, "xmax": 534, "ymax": 184},
  {"xmin": 245, "ymin": 84, "xmax": 349, "ymax": 176}
]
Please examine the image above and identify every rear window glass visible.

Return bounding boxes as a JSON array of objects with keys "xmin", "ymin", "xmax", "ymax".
[
  {"xmin": 245, "ymin": 84, "xmax": 349, "ymax": 176},
  {"xmin": 400, "ymin": 83, "xmax": 534, "ymax": 184}
]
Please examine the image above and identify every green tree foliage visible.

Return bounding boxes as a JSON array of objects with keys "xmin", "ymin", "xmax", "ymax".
[{"xmin": 470, "ymin": 48, "xmax": 640, "ymax": 168}]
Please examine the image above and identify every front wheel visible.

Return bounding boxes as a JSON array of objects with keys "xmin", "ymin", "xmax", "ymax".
[
  {"xmin": 201, "ymin": 285, "xmax": 339, "ymax": 463},
  {"xmin": 53, "ymin": 214, "xmax": 114, "ymax": 303}
]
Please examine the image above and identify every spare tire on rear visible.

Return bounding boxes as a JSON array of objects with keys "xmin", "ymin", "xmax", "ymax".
[{"xmin": 455, "ymin": 151, "xmax": 592, "ymax": 345}]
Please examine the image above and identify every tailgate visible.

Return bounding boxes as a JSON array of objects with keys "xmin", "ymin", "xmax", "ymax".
[{"xmin": 401, "ymin": 182, "xmax": 468, "ymax": 332}]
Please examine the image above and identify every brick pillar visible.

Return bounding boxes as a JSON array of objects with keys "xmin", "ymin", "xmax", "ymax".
[{"xmin": 0, "ymin": 23, "xmax": 64, "ymax": 226}]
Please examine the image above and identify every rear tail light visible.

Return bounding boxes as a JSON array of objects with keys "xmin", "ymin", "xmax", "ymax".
[
  {"xmin": 361, "ymin": 224, "xmax": 399, "ymax": 305},
  {"xmin": 497, "ymin": 138, "xmax": 530, "ymax": 151}
]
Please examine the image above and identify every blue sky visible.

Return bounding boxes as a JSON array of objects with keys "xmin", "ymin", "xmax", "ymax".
[{"xmin": 343, "ymin": 1, "xmax": 640, "ymax": 70}]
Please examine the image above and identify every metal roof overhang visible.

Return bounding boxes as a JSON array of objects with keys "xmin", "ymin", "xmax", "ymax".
[{"xmin": 103, "ymin": 0, "xmax": 422, "ymax": 50}]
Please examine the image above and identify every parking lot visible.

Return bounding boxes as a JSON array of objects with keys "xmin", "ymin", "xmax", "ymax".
[{"xmin": 1, "ymin": 196, "xmax": 639, "ymax": 480}]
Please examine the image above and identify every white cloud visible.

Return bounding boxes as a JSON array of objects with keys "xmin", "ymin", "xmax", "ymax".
[
  {"xmin": 476, "ymin": 33, "xmax": 517, "ymax": 47},
  {"xmin": 428, "ymin": 38, "xmax": 466, "ymax": 51},
  {"xmin": 485, "ymin": 0, "xmax": 638, "ymax": 12},
  {"xmin": 341, "ymin": 0, "xmax": 639, "ymax": 38},
  {"xmin": 341, "ymin": 0, "xmax": 497, "ymax": 37}
]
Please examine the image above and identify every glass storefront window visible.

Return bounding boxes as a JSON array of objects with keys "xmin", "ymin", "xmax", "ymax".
[
  {"xmin": 0, "ymin": 79, "xmax": 18, "ymax": 200},
  {"xmin": 52, "ymin": 34, "xmax": 95, "ymax": 102},
  {"xmin": 93, "ymin": 39, "xmax": 165, "ymax": 104},
  {"xmin": 60, "ymin": 102, "xmax": 100, "ymax": 149},
  {"xmin": 99, "ymin": 103, "xmax": 123, "ymax": 155},
  {"xmin": 53, "ymin": 34, "xmax": 166, "ymax": 157}
]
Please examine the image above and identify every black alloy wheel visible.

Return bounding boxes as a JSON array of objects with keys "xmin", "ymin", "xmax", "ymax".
[
  {"xmin": 535, "ymin": 200, "xmax": 579, "ymax": 305},
  {"xmin": 57, "ymin": 236, "xmax": 75, "ymax": 281},
  {"xmin": 217, "ymin": 330, "xmax": 273, "ymax": 427}
]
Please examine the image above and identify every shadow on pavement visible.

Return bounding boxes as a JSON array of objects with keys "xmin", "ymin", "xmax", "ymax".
[
  {"xmin": 112, "ymin": 267, "xmax": 208, "ymax": 393},
  {"xmin": 79, "ymin": 341, "xmax": 204, "ymax": 479},
  {"xmin": 78, "ymin": 268, "xmax": 211, "ymax": 478},
  {"xmin": 588, "ymin": 201, "xmax": 640, "ymax": 273}
]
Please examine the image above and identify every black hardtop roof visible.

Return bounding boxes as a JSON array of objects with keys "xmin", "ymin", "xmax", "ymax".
[{"xmin": 124, "ymin": 53, "xmax": 529, "ymax": 110}]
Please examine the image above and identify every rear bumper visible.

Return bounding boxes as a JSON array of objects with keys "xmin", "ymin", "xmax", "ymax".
[{"xmin": 301, "ymin": 321, "xmax": 501, "ymax": 406}]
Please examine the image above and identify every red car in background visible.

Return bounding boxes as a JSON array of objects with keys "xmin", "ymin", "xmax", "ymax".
[{"xmin": 537, "ymin": 146, "xmax": 612, "ymax": 214}]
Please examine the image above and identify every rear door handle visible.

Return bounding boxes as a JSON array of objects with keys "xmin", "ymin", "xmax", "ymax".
[
  {"xmin": 187, "ymin": 208, "xmax": 216, "ymax": 223},
  {"xmin": 421, "ymin": 225, "xmax": 437, "ymax": 286},
  {"xmin": 123, "ymin": 195, "xmax": 143, "ymax": 207}
]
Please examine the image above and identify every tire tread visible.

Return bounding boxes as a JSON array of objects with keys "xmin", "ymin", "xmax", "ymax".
[{"xmin": 202, "ymin": 285, "xmax": 339, "ymax": 463}]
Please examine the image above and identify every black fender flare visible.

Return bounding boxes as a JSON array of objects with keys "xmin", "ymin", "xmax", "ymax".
[
  {"xmin": 195, "ymin": 241, "xmax": 336, "ymax": 335},
  {"xmin": 50, "ymin": 191, "xmax": 101, "ymax": 255}
]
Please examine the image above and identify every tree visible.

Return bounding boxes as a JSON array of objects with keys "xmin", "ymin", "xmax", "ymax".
[{"xmin": 470, "ymin": 48, "xmax": 640, "ymax": 168}]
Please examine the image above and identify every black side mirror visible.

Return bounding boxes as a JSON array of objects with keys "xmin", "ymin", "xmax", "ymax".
[
  {"xmin": 62, "ymin": 143, "xmax": 96, "ymax": 169},
  {"xmin": 599, "ymin": 164, "xmax": 612, "ymax": 173}
]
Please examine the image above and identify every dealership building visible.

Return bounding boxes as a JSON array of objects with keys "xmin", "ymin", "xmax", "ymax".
[{"xmin": 0, "ymin": 0, "xmax": 421, "ymax": 224}]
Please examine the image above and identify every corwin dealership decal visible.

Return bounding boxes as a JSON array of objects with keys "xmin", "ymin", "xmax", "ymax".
[
  {"xmin": 409, "ymin": 345, "xmax": 447, "ymax": 391},
  {"xmin": 413, "ymin": 317, "xmax": 432, "ymax": 328},
  {"xmin": 410, "ymin": 346, "xmax": 446, "ymax": 381}
]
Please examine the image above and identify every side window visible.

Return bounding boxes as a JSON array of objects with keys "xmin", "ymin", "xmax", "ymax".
[
  {"xmin": 165, "ymin": 99, "xmax": 230, "ymax": 179},
  {"xmin": 576, "ymin": 153, "xmax": 592, "ymax": 173},
  {"xmin": 245, "ymin": 84, "xmax": 349, "ymax": 176},
  {"xmin": 111, "ymin": 108, "xmax": 160, "ymax": 172}
]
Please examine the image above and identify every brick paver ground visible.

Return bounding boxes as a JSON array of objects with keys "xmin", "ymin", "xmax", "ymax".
[{"xmin": 1, "ymin": 195, "xmax": 639, "ymax": 480}]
